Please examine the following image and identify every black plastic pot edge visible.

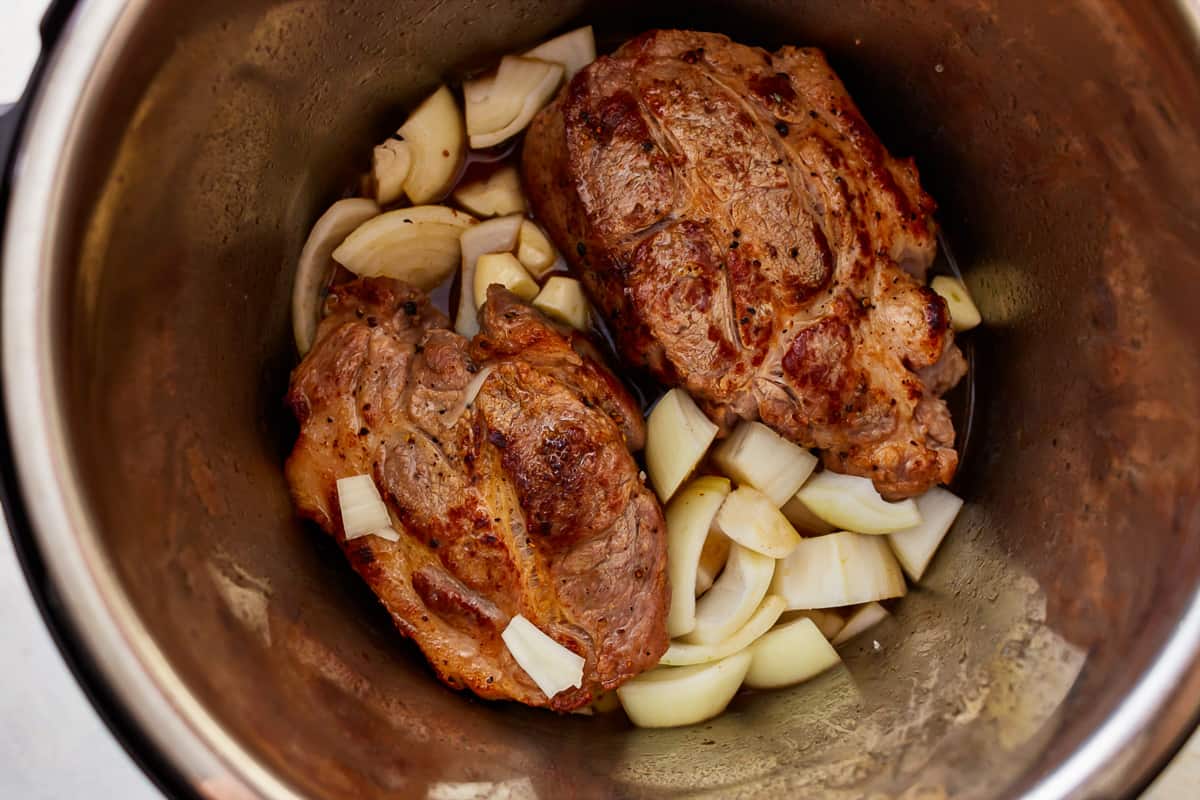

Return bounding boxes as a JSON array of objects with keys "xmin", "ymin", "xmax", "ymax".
[{"xmin": 0, "ymin": 2, "xmax": 200, "ymax": 798}]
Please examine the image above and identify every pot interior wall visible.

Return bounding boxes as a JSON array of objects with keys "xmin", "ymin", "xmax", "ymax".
[{"xmin": 44, "ymin": 0, "xmax": 1200, "ymax": 796}]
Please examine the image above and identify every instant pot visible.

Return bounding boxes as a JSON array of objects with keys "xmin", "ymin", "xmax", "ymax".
[{"xmin": 3, "ymin": 1, "xmax": 1200, "ymax": 797}]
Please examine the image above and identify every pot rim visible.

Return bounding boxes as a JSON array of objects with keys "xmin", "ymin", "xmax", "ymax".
[{"xmin": 3, "ymin": 1, "xmax": 1200, "ymax": 798}]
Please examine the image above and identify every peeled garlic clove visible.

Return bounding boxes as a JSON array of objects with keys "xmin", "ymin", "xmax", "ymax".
[
  {"xmin": 532, "ymin": 276, "xmax": 590, "ymax": 330},
  {"xmin": 931, "ymin": 275, "xmax": 982, "ymax": 331},
  {"xmin": 744, "ymin": 617, "xmax": 841, "ymax": 690},
  {"xmin": 771, "ymin": 531, "xmax": 906, "ymax": 610},
  {"xmin": 665, "ymin": 476, "xmax": 732, "ymax": 638},
  {"xmin": 524, "ymin": 26, "xmax": 596, "ymax": 80},
  {"xmin": 645, "ymin": 389, "xmax": 718, "ymax": 503},
  {"xmin": 714, "ymin": 486, "xmax": 802, "ymax": 559},
  {"xmin": 616, "ymin": 650, "xmax": 751, "ymax": 729},
  {"xmin": 516, "ymin": 220, "xmax": 559, "ymax": 278},
  {"xmin": 711, "ymin": 421, "xmax": 817, "ymax": 506},
  {"xmin": 887, "ymin": 487, "xmax": 964, "ymax": 582},
  {"xmin": 794, "ymin": 470, "xmax": 921, "ymax": 534},
  {"xmin": 399, "ymin": 86, "xmax": 467, "ymax": 204},
  {"xmin": 465, "ymin": 56, "xmax": 563, "ymax": 149},
  {"xmin": 831, "ymin": 602, "xmax": 890, "ymax": 646},
  {"xmin": 685, "ymin": 542, "xmax": 775, "ymax": 645},
  {"xmin": 474, "ymin": 252, "xmax": 539, "ymax": 307},
  {"xmin": 293, "ymin": 198, "xmax": 380, "ymax": 355},
  {"xmin": 456, "ymin": 214, "xmax": 524, "ymax": 337},
  {"xmin": 660, "ymin": 595, "xmax": 785, "ymax": 666},
  {"xmin": 372, "ymin": 138, "xmax": 412, "ymax": 206},
  {"xmin": 453, "ymin": 164, "xmax": 526, "ymax": 218},
  {"xmin": 332, "ymin": 205, "xmax": 476, "ymax": 289}
]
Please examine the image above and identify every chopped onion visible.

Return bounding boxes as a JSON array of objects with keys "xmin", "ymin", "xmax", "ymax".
[
  {"xmin": 831, "ymin": 602, "xmax": 890, "ymax": 646},
  {"xmin": 501, "ymin": 615, "xmax": 585, "ymax": 700},
  {"xmin": 524, "ymin": 26, "xmax": 596, "ymax": 81},
  {"xmin": 398, "ymin": 86, "xmax": 467, "ymax": 204},
  {"xmin": 887, "ymin": 487, "xmax": 964, "ymax": 582},
  {"xmin": 711, "ymin": 421, "xmax": 818, "ymax": 506},
  {"xmin": 695, "ymin": 532, "xmax": 731, "ymax": 596},
  {"xmin": 665, "ymin": 476, "xmax": 731, "ymax": 638},
  {"xmin": 516, "ymin": 221, "xmax": 560, "ymax": 278},
  {"xmin": 372, "ymin": 138, "xmax": 412, "ymax": 206},
  {"xmin": 456, "ymin": 215, "xmax": 524, "ymax": 337},
  {"xmin": 744, "ymin": 617, "xmax": 841, "ymax": 690},
  {"xmin": 336, "ymin": 474, "xmax": 392, "ymax": 540},
  {"xmin": 293, "ymin": 198, "xmax": 380, "ymax": 355},
  {"xmin": 714, "ymin": 486, "xmax": 803, "ymax": 558},
  {"xmin": 616, "ymin": 650, "xmax": 751, "ymax": 729},
  {"xmin": 645, "ymin": 389, "xmax": 718, "ymax": 503},
  {"xmin": 781, "ymin": 493, "xmax": 837, "ymax": 536},
  {"xmin": 779, "ymin": 608, "xmax": 845, "ymax": 641},
  {"xmin": 452, "ymin": 165, "xmax": 526, "ymax": 218},
  {"xmin": 685, "ymin": 542, "xmax": 775, "ymax": 645},
  {"xmin": 441, "ymin": 365, "xmax": 495, "ymax": 428},
  {"xmin": 794, "ymin": 470, "xmax": 921, "ymax": 534},
  {"xmin": 931, "ymin": 275, "xmax": 982, "ymax": 331},
  {"xmin": 332, "ymin": 205, "xmax": 476, "ymax": 289},
  {"xmin": 532, "ymin": 276, "xmax": 590, "ymax": 330},
  {"xmin": 660, "ymin": 595, "xmax": 785, "ymax": 666},
  {"xmin": 464, "ymin": 56, "xmax": 563, "ymax": 149},
  {"xmin": 771, "ymin": 531, "xmax": 907, "ymax": 609},
  {"xmin": 473, "ymin": 252, "xmax": 539, "ymax": 308}
]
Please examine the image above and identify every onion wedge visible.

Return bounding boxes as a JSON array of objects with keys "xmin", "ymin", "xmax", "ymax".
[
  {"xmin": 501, "ymin": 615, "xmax": 584, "ymax": 700},
  {"xmin": 398, "ymin": 86, "xmax": 467, "ymax": 204},
  {"xmin": 831, "ymin": 602, "xmax": 890, "ymax": 646},
  {"xmin": 616, "ymin": 651, "xmax": 751, "ymax": 729},
  {"xmin": 456, "ymin": 214, "xmax": 523, "ymax": 336},
  {"xmin": 332, "ymin": 205, "xmax": 476, "ymax": 289},
  {"xmin": 474, "ymin": 252, "xmax": 538, "ymax": 307},
  {"xmin": 665, "ymin": 476, "xmax": 731, "ymax": 638},
  {"xmin": 532, "ymin": 277, "xmax": 590, "ymax": 330},
  {"xmin": 452, "ymin": 165, "xmax": 526, "ymax": 218},
  {"xmin": 685, "ymin": 542, "xmax": 775, "ymax": 645},
  {"xmin": 887, "ymin": 487, "xmax": 964, "ymax": 582},
  {"xmin": 744, "ymin": 617, "xmax": 841, "ymax": 690},
  {"xmin": 794, "ymin": 470, "xmax": 921, "ymax": 534},
  {"xmin": 645, "ymin": 389, "xmax": 718, "ymax": 503},
  {"xmin": 524, "ymin": 26, "xmax": 596, "ymax": 80},
  {"xmin": 660, "ymin": 595, "xmax": 785, "ymax": 666},
  {"xmin": 516, "ymin": 220, "xmax": 559, "ymax": 278},
  {"xmin": 372, "ymin": 138, "xmax": 412, "ymax": 206},
  {"xmin": 771, "ymin": 531, "xmax": 907, "ymax": 609},
  {"xmin": 711, "ymin": 421, "xmax": 817, "ymax": 506},
  {"xmin": 464, "ymin": 56, "xmax": 563, "ymax": 149},
  {"xmin": 714, "ymin": 486, "xmax": 802, "ymax": 558},
  {"xmin": 293, "ymin": 198, "xmax": 380, "ymax": 355}
]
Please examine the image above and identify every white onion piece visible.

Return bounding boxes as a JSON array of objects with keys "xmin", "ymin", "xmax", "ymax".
[
  {"xmin": 711, "ymin": 421, "xmax": 818, "ymax": 506},
  {"xmin": 781, "ymin": 493, "xmax": 837, "ymax": 536},
  {"xmin": 665, "ymin": 476, "xmax": 731, "ymax": 638},
  {"xmin": 372, "ymin": 138, "xmax": 412, "ymax": 206},
  {"xmin": 660, "ymin": 595, "xmax": 785, "ymax": 666},
  {"xmin": 616, "ymin": 650, "xmax": 751, "ymax": 729},
  {"xmin": 336, "ymin": 475, "xmax": 392, "ymax": 540},
  {"xmin": 695, "ymin": 531, "xmax": 731, "ymax": 596},
  {"xmin": 441, "ymin": 365, "xmax": 496, "ymax": 428},
  {"xmin": 501, "ymin": 615, "xmax": 584, "ymax": 700},
  {"xmin": 645, "ymin": 389, "xmax": 718, "ymax": 503},
  {"xmin": 533, "ymin": 276, "xmax": 590, "ymax": 330},
  {"xmin": 465, "ymin": 57, "xmax": 563, "ymax": 149},
  {"xmin": 714, "ymin": 486, "xmax": 802, "ymax": 559},
  {"xmin": 474, "ymin": 252, "xmax": 538, "ymax": 308},
  {"xmin": 685, "ymin": 542, "xmax": 775, "ymax": 645},
  {"xmin": 888, "ymin": 487, "xmax": 964, "ymax": 582},
  {"xmin": 398, "ymin": 86, "xmax": 467, "ymax": 204},
  {"xmin": 744, "ymin": 617, "xmax": 841, "ymax": 690},
  {"xmin": 516, "ymin": 220, "xmax": 559, "ymax": 278},
  {"xmin": 831, "ymin": 602, "xmax": 890, "ymax": 646},
  {"xmin": 771, "ymin": 532, "xmax": 907, "ymax": 610},
  {"xmin": 332, "ymin": 205, "xmax": 476, "ymax": 289},
  {"xmin": 794, "ymin": 471, "xmax": 921, "ymax": 534},
  {"xmin": 779, "ymin": 608, "xmax": 845, "ymax": 641},
  {"xmin": 931, "ymin": 275, "xmax": 982, "ymax": 331},
  {"xmin": 452, "ymin": 164, "xmax": 526, "ymax": 218},
  {"xmin": 293, "ymin": 198, "xmax": 380, "ymax": 355},
  {"xmin": 456, "ymin": 215, "xmax": 523, "ymax": 337},
  {"xmin": 370, "ymin": 527, "xmax": 401, "ymax": 543},
  {"xmin": 524, "ymin": 26, "xmax": 596, "ymax": 80}
]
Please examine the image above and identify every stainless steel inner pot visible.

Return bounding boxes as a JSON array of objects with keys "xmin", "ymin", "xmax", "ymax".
[{"xmin": 4, "ymin": 1, "xmax": 1200, "ymax": 797}]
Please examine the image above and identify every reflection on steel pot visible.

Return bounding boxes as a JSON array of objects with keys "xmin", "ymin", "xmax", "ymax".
[{"xmin": 3, "ymin": 1, "xmax": 1200, "ymax": 798}]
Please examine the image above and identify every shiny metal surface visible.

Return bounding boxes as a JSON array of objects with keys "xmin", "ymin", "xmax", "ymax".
[{"xmin": 4, "ymin": 0, "xmax": 1200, "ymax": 798}]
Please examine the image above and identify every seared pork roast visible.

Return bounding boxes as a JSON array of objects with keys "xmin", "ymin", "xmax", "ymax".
[
  {"xmin": 286, "ymin": 279, "xmax": 668, "ymax": 710},
  {"xmin": 523, "ymin": 30, "xmax": 966, "ymax": 499}
]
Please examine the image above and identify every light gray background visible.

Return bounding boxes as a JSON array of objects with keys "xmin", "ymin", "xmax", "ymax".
[{"xmin": 0, "ymin": 2, "xmax": 1196, "ymax": 797}]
